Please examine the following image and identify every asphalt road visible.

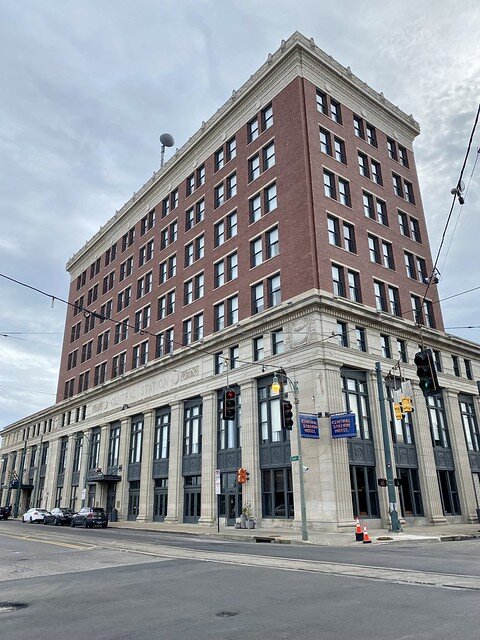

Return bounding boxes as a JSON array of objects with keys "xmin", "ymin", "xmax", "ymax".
[{"xmin": 1, "ymin": 520, "xmax": 480, "ymax": 640}]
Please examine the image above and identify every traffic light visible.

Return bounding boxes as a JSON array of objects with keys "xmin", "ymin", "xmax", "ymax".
[
  {"xmin": 401, "ymin": 396, "xmax": 413, "ymax": 413},
  {"xmin": 393, "ymin": 402, "xmax": 403, "ymax": 421},
  {"xmin": 237, "ymin": 467, "xmax": 247, "ymax": 484},
  {"xmin": 281, "ymin": 399, "xmax": 294, "ymax": 430},
  {"xmin": 222, "ymin": 388, "xmax": 236, "ymax": 421},
  {"xmin": 414, "ymin": 348, "xmax": 439, "ymax": 396}
]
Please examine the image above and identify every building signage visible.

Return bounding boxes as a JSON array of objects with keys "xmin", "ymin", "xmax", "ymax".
[
  {"xmin": 330, "ymin": 413, "xmax": 356, "ymax": 439},
  {"xmin": 299, "ymin": 413, "xmax": 320, "ymax": 439},
  {"xmin": 215, "ymin": 469, "xmax": 221, "ymax": 495}
]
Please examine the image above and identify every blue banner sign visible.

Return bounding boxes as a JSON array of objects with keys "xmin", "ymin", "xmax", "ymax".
[
  {"xmin": 330, "ymin": 413, "xmax": 356, "ymax": 439},
  {"xmin": 299, "ymin": 413, "xmax": 320, "ymax": 439}
]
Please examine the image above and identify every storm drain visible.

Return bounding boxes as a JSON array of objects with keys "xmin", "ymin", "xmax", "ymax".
[
  {"xmin": 0, "ymin": 602, "xmax": 29, "ymax": 613},
  {"xmin": 215, "ymin": 610, "xmax": 239, "ymax": 618}
]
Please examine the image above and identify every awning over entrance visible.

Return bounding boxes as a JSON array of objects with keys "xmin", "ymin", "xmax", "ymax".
[{"xmin": 86, "ymin": 472, "xmax": 121, "ymax": 483}]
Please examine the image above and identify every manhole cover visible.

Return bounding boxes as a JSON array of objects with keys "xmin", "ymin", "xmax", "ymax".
[
  {"xmin": 0, "ymin": 602, "xmax": 28, "ymax": 613},
  {"xmin": 215, "ymin": 610, "xmax": 239, "ymax": 618}
]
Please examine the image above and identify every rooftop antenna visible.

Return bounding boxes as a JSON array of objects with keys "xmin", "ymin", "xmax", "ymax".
[{"xmin": 160, "ymin": 133, "xmax": 175, "ymax": 168}]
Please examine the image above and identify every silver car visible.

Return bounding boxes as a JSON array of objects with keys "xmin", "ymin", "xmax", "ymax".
[{"xmin": 21, "ymin": 508, "xmax": 51, "ymax": 524}]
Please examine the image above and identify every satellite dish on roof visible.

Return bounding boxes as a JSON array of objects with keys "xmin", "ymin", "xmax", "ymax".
[{"xmin": 160, "ymin": 133, "xmax": 175, "ymax": 167}]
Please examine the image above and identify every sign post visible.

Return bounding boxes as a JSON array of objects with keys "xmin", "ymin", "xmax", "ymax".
[{"xmin": 215, "ymin": 469, "xmax": 221, "ymax": 533}]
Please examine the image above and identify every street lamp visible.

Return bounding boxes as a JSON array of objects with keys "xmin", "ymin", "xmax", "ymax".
[{"xmin": 271, "ymin": 369, "xmax": 308, "ymax": 542}]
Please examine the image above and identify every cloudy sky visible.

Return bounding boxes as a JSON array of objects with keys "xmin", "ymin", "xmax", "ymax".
[{"xmin": 1, "ymin": 1, "xmax": 479, "ymax": 427}]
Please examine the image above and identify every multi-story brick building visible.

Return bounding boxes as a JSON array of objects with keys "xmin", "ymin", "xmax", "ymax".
[{"xmin": 2, "ymin": 32, "xmax": 480, "ymax": 532}]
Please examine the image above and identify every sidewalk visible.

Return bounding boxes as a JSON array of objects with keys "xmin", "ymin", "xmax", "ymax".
[{"xmin": 108, "ymin": 520, "xmax": 480, "ymax": 546}]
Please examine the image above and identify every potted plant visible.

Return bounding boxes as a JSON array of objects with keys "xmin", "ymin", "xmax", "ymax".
[{"xmin": 242, "ymin": 501, "xmax": 255, "ymax": 529}]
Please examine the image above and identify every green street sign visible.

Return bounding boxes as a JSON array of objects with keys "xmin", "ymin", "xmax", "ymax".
[{"xmin": 290, "ymin": 455, "xmax": 299, "ymax": 461}]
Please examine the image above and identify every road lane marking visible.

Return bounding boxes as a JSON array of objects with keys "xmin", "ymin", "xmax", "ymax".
[{"xmin": 0, "ymin": 530, "xmax": 95, "ymax": 550}]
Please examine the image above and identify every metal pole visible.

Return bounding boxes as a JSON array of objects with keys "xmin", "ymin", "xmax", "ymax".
[
  {"xmin": 292, "ymin": 379, "xmax": 309, "ymax": 541},
  {"xmin": 375, "ymin": 362, "xmax": 402, "ymax": 532}
]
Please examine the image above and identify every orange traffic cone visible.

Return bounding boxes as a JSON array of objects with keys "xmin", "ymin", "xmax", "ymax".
[
  {"xmin": 355, "ymin": 517, "xmax": 364, "ymax": 542},
  {"xmin": 362, "ymin": 524, "xmax": 372, "ymax": 544}
]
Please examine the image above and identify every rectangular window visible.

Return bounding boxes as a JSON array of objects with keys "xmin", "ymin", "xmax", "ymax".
[
  {"xmin": 248, "ymin": 154, "xmax": 260, "ymax": 182},
  {"xmin": 388, "ymin": 286, "xmax": 401, "ymax": 316},
  {"xmin": 323, "ymin": 170, "xmax": 336, "ymax": 199},
  {"xmin": 247, "ymin": 117, "xmax": 258, "ymax": 143},
  {"xmin": 332, "ymin": 264, "xmax": 345, "ymax": 297},
  {"xmin": 380, "ymin": 334, "xmax": 392, "ymax": 359},
  {"xmin": 253, "ymin": 335, "xmax": 264, "ymax": 361},
  {"xmin": 183, "ymin": 402, "xmax": 202, "ymax": 455},
  {"xmin": 263, "ymin": 142, "xmax": 275, "ymax": 171},
  {"xmin": 334, "ymin": 137, "xmax": 346, "ymax": 164},
  {"xmin": 226, "ymin": 173, "xmax": 237, "ymax": 199},
  {"xmin": 226, "ymin": 137, "xmax": 236, "ymax": 162},
  {"xmin": 353, "ymin": 115, "xmax": 364, "ymax": 139},
  {"xmin": 267, "ymin": 274, "xmax": 281, "ymax": 307},
  {"xmin": 271, "ymin": 328, "xmax": 284, "ymax": 355},
  {"xmin": 452, "ymin": 355, "xmax": 461, "ymax": 377},
  {"xmin": 374, "ymin": 280, "xmax": 387, "ymax": 312},
  {"xmin": 358, "ymin": 152, "xmax": 369, "ymax": 178},
  {"xmin": 382, "ymin": 241, "xmax": 394, "ymax": 269},
  {"xmin": 355, "ymin": 327, "xmax": 367, "ymax": 352},
  {"xmin": 252, "ymin": 282, "xmax": 264, "ymax": 314},
  {"xmin": 330, "ymin": 99, "xmax": 342, "ymax": 124},
  {"xmin": 214, "ymin": 183, "xmax": 225, "ymax": 208},
  {"xmin": 316, "ymin": 89, "xmax": 327, "ymax": 114},
  {"xmin": 320, "ymin": 127, "xmax": 332, "ymax": 155},
  {"xmin": 366, "ymin": 123, "xmax": 377, "ymax": 147},
  {"xmin": 261, "ymin": 104, "xmax": 273, "ymax": 131},
  {"xmin": 214, "ymin": 147, "xmax": 224, "ymax": 172},
  {"xmin": 337, "ymin": 321, "xmax": 348, "ymax": 347},
  {"xmin": 347, "ymin": 270, "xmax": 361, "ymax": 302},
  {"xmin": 338, "ymin": 179, "xmax": 351, "ymax": 207}
]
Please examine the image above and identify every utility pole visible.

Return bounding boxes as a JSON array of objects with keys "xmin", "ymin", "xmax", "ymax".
[
  {"xmin": 375, "ymin": 362, "xmax": 402, "ymax": 532},
  {"xmin": 273, "ymin": 370, "xmax": 308, "ymax": 541}
]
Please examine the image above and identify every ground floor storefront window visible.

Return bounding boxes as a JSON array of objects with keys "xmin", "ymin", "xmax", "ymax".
[
  {"xmin": 350, "ymin": 465, "xmax": 379, "ymax": 518},
  {"xmin": 153, "ymin": 478, "xmax": 168, "ymax": 521},
  {"xmin": 184, "ymin": 475, "xmax": 201, "ymax": 523},
  {"xmin": 397, "ymin": 467, "xmax": 423, "ymax": 517},
  {"xmin": 261, "ymin": 468, "xmax": 294, "ymax": 519},
  {"xmin": 438, "ymin": 470, "xmax": 461, "ymax": 515},
  {"xmin": 128, "ymin": 481, "xmax": 140, "ymax": 520}
]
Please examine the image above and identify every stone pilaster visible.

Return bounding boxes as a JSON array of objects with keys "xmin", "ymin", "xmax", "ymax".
[
  {"xmin": 412, "ymin": 386, "xmax": 447, "ymax": 524},
  {"xmin": 322, "ymin": 361, "xmax": 353, "ymax": 530},
  {"xmin": 137, "ymin": 410, "xmax": 155, "ymax": 522},
  {"xmin": 116, "ymin": 418, "xmax": 130, "ymax": 520},
  {"xmin": 164, "ymin": 401, "xmax": 183, "ymax": 523},
  {"xmin": 199, "ymin": 392, "xmax": 216, "ymax": 524},
  {"xmin": 44, "ymin": 438, "xmax": 60, "ymax": 511},
  {"xmin": 444, "ymin": 390, "xmax": 478, "ymax": 522},
  {"xmin": 239, "ymin": 380, "xmax": 260, "ymax": 524},
  {"xmin": 62, "ymin": 436, "xmax": 75, "ymax": 509}
]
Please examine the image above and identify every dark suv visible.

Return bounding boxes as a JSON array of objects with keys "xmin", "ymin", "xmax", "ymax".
[
  {"xmin": 71, "ymin": 507, "xmax": 108, "ymax": 529},
  {"xmin": 0, "ymin": 506, "xmax": 12, "ymax": 520}
]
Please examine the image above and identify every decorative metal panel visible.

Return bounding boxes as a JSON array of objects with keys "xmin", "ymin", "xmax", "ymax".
[
  {"xmin": 153, "ymin": 459, "xmax": 169, "ymax": 478},
  {"xmin": 217, "ymin": 449, "xmax": 241, "ymax": 471},
  {"xmin": 393, "ymin": 444, "xmax": 418, "ymax": 469},
  {"xmin": 182, "ymin": 454, "xmax": 202, "ymax": 476},
  {"xmin": 71, "ymin": 471, "xmax": 80, "ymax": 486},
  {"xmin": 259, "ymin": 442, "xmax": 292, "ymax": 469},
  {"xmin": 28, "ymin": 469, "xmax": 35, "ymax": 481},
  {"xmin": 434, "ymin": 447, "xmax": 455, "ymax": 470},
  {"xmin": 347, "ymin": 439, "xmax": 376, "ymax": 466},
  {"xmin": 127, "ymin": 462, "xmax": 142, "ymax": 481},
  {"xmin": 39, "ymin": 464, "xmax": 47, "ymax": 478},
  {"xmin": 468, "ymin": 451, "xmax": 480, "ymax": 472},
  {"xmin": 56, "ymin": 472, "xmax": 64, "ymax": 487},
  {"xmin": 107, "ymin": 465, "xmax": 121, "ymax": 477}
]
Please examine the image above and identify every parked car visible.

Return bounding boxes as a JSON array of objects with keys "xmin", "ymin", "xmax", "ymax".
[
  {"xmin": 0, "ymin": 506, "xmax": 12, "ymax": 520},
  {"xmin": 21, "ymin": 508, "xmax": 51, "ymax": 524},
  {"xmin": 43, "ymin": 507, "xmax": 74, "ymax": 526},
  {"xmin": 70, "ymin": 507, "xmax": 108, "ymax": 528}
]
